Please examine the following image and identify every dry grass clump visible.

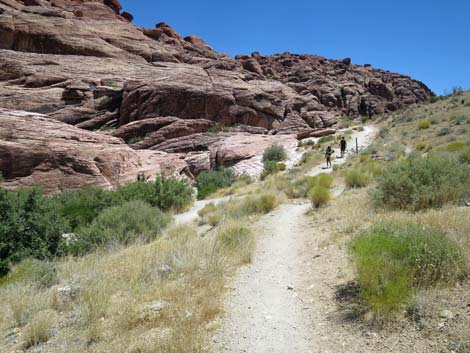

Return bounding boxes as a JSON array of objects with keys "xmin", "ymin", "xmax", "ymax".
[
  {"xmin": 217, "ymin": 219, "xmax": 255, "ymax": 264},
  {"xmin": 0, "ymin": 219, "xmax": 259, "ymax": 352},
  {"xmin": 308, "ymin": 186, "xmax": 331, "ymax": 208},
  {"xmin": 23, "ymin": 309, "xmax": 58, "ymax": 348},
  {"xmin": 198, "ymin": 193, "xmax": 281, "ymax": 227}
]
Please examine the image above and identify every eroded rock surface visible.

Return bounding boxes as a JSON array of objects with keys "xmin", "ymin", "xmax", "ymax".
[{"xmin": 0, "ymin": 0, "xmax": 434, "ymax": 190}]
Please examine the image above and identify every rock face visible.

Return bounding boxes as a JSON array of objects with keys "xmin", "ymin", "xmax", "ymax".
[
  {"xmin": 0, "ymin": 0, "xmax": 434, "ymax": 191},
  {"xmin": 0, "ymin": 109, "xmax": 189, "ymax": 192}
]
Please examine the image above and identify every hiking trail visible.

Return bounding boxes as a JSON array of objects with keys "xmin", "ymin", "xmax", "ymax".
[{"xmin": 210, "ymin": 126, "xmax": 378, "ymax": 353}]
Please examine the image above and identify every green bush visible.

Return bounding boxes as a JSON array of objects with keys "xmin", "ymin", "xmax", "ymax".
[
  {"xmin": 438, "ymin": 141, "xmax": 467, "ymax": 152},
  {"xmin": 0, "ymin": 188, "xmax": 69, "ymax": 276},
  {"xmin": 141, "ymin": 175, "xmax": 193, "ymax": 211},
  {"xmin": 437, "ymin": 127, "xmax": 450, "ymax": 136},
  {"xmin": 69, "ymin": 201, "xmax": 170, "ymax": 255},
  {"xmin": 351, "ymin": 222, "xmax": 467, "ymax": 314},
  {"xmin": 53, "ymin": 187, "xmax": 121, "ymax": 229},
  {"xmin": 318, "ymin": 135, "xmax": 334, "ymax": 145},
  {"xmin": 373, "ymin": 156, "xmax": 470, "ymax": 211},
  {"xmin": 196, "ymin": 168, "xmax": 237, "ymax": 200},
  {"xmin": 262, "ymin": 144, "xmax": 287, "ymax": 162},
  {"xmin": 417, "ymin": 120, "xmax": 431, "ymax": 129},
  {"xmin": 0, "ymin": 259, "xmax": 57, "ymax": 288},
  {"xmin": 308, "ymin": 186, "xmax": 330, "ymax": 208},
  {"xmin": 345, "ymin": 169, "xmax": 370, "ymax": 188},
  {"xmin": 261, "ymin": 160, "xmax": 280, "ymax": 179}
]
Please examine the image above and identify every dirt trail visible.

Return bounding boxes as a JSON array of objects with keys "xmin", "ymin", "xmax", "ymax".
[{"xmin": 211, "ymin": 126, "xmax": 378, "ymax": 353}]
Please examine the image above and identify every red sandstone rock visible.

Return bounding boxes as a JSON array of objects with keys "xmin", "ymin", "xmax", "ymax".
[{"xmin": 0, "ymin": 0, "xmax": 434, "ymax": 191}]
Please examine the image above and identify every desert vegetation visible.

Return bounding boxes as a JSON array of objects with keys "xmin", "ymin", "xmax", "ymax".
[
  {"xmin": 195, "ymin": 167, "xmax": 237, "ymax": 199},
  {"xmin": 0, "ymin": 175, "xmax": 193, "ymax": 276}
]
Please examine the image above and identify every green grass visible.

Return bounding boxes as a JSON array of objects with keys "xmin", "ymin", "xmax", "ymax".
[{"xmin": 351, "ymin": 222, "xmax": 467, "ymax": 316}]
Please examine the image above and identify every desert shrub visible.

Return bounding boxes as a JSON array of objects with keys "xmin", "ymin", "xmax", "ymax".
[
  {"xmin": 141, "ymin": 175, "xmax": 193, "ymax": 212},
  {"xmin": 243, "ymin": 194, "xmax": 278, "ymax": 214},
  {"xmin": 262, "ymin": 144, "xmax": 287, "ymax": 163},
  {"xmin": 196, "ymin": 168, "xmax": 237, "ymax": 199},
  {"xmin": 277, "ymin": 162, "xmax": 287, "ymax": 171},
  {"xmin": 54, "ymin": 187, "xmax": 121, "ymax": 229},
  {"xmin": 197, "ymin": 203, "xmax": 217, "ymax": 218},
  {"xmin": 437, "ymin": 127, "xmax": 450, "ymax": 136},
  {"xmin": 0, "ymin": 259, "xmax": 57, "ymax": 288},
  {"xmin": 0, "ymin": 188, "xmax": 69, "ymax": 276},
  {"xmin": 430, "ymin": 116, "xmax": 440, "ymax": 125},
  {"xmin": 361, "ymin": 115, "xmax": 369, "ymax": 123},
  {"xmin": 417, "ymin": 120, "xmax": 431, "ymax": 129},
  {"xmin": 429, "ymin": 96, "xmax": 441, "ymax": 103},
  {"xmin": 344, "ymin": 169, "xmax": 370, "ymax": 188},
  {"xmin": 261, "ymin": 160, "xmax": 280, "ymax": 179},
  {"xmin": 308, "ymin": 186, "xmax": 330, "ymax": 208},
  {"xmin": 351, "ymin": 222, "xmax": 467, "ymax": 315},
  {"xmin": 373, "ymin": 156, "xmax": 470, "ymax": 211},
  {"xmin": 384, "ymin": 143, "xmax": 406, "ymax": 161},
  {"xmin": 438, "ymin": 141, "xmax": 467, "ymax": 152},
  {"xmin": 450, "ymin": 115, "xmax": 469, "ymax": 125},
  {"xmin": 306, "ymin": 173, "xmax": 333, "ymax": 190},
  {"xmin": 197, "ymin": 203, "xmax": 221, "ymax": 226},
  {"xmin": 318, "ymin": 135, "xmax": 334, "ymax": 145},
  {"xmin": 206, "ymin": 212, "xmax": 223, "ymax": 227},
  {"xmin": 69, "ymin": 201, "xmax": 170, "ymax": 255},
  {"xmin": 416, "ymin": 142, "xmax": 426, "ymax": 151}
]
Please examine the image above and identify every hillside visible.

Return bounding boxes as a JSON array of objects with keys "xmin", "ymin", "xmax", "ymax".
[
  {"xmin": 0, "ymin": 0, "xmax": 433, "ymax": 192},
  {"xmin": 0, "ymin": 86, "xmax": 468, "ymax": 352}
]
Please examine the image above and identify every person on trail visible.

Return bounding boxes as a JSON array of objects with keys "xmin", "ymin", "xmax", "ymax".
[
  {"xmin": 325, "ymin": 146, "xmax": 333, "ymax": 168},
  {"xmin": 340, "ymin": 137, "xmax": 347, "ymax": 158}
]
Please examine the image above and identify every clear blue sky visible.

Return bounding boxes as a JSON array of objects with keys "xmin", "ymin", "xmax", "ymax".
[{"xmin": 121, "ymin": 0, "xmax": 469, "ymax": 95}]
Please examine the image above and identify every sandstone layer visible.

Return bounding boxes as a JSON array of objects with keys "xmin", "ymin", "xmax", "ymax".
[{"xmin": 0, "ymin": 0, "xmax": 434, "ymax": 191}]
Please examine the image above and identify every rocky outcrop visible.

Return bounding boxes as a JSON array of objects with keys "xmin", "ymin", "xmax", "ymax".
[
  {"xmin": 237, "ymin": 52, "xmax": 433, "ymax": 117},
  {"xmin": 0, "ymin": 108, "xmax": 189, "ymax": 192},
  {"xmin": 0, "ymin": 0, "xmax": 434, "ymax": 191}
]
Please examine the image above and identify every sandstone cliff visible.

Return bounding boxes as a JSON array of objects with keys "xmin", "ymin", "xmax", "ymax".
[{"xmin": 0, "ymin": 0, "xmax": 434, "ymax": 191}]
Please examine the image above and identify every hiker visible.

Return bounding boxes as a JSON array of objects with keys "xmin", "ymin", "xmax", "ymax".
[
  {"xmin": 137, "ymin": 171, "xmax": 146, "ymax": 182},
  {"xmin": 340, "ymin": 137, "xmax": 347, "ymax": 158},
  {"xmin": 325, "ymin": 146, "xmax": 333, "ymax": 168}
]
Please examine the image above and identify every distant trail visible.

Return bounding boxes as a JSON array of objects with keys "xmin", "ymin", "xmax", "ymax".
[
  {"xmin": 211, "ymin": 125, "xmax": 378, "ymax": 353},
  {"xmin": 175, "ymin": 126, "xmax": 377, "ymax": 225}
]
